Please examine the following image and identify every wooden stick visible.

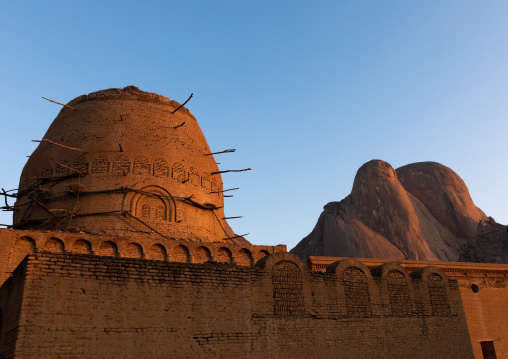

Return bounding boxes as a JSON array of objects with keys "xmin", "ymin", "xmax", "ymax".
[
  {"xmin": 42, "ymin": 97, "xmax": 76, "ymax": 110},
  {"xmin": 208, "ymin": 188, "xmax": 239, "ymax": 194},
  {"xmin": 204, "ymin": 149, "xmax": 236, "ymax": 156},
  {"xmin": 124, "ymin": 211, "xmax": 170, "ymax": 240},
  {"xmin": 211, "ymin": 210, "xmax": 231, "ymax": 238},
  {"xmin": 2, "ymin": 189, "xmax": 9, "ymax": 208},
  {"xmin": 211, "ymin": 168, "xmax": 251, "ymax": 175},
  {"xmin": 33, "ymin": 139, "xmax": 86, "ymax": 153},
  {"xmin": 224, "ymin": 233, "xmax": 250, "ymax": 240},
  {"xmin": 162, "ymin": 122, "xmax": 185, "ymax": 129},
  {"xmin": 172, "ymin": 93, "xmax": 193, "ymax": 114},
  {"xmin": 0, "ymin": 189, "xmax": 17, "ymax": 199},
  {"xmin": 48, "ymin": 208, "xmax": 75, "ymax": 215},
  {"xmin": 223, "ymin": 216, "xmax": 243, "ymax": 219},
  {"xmin": 56, "ymin": 162, "xmax": 85, "ymax": 177}
]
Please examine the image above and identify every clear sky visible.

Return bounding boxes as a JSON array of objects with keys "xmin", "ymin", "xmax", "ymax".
[{"xmin": 1, "ymin": 1, "xmax": 507, "ymax": 250}]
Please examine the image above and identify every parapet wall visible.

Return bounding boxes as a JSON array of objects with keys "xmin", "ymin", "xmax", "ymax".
[
  {"xmin": 0, "ymin": 228, "xmax": 285, "ymax": 286},
  {"xmin": 0, "ymin": 251, "xmax": 474, "ymax": 359},
  {"xmin": 309, "ymin": 255, "xmax": 508, "ymax": 358}
]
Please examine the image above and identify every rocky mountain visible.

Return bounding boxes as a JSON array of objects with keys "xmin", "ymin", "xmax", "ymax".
[{"xmin": 291, "ymin": 160, "xmax": 508, "ymax": 264}]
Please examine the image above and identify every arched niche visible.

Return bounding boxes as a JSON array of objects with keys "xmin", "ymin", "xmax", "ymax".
[
  {"xmin": 256, "ymin": 249, "xmax": 270, "ymax": 262},
  {"xmin": 371, "ymin": 262, "xmax": 414, "ymax": 317},
  {"xmin": 43, "ymin": 238, "xmax": 65, "ymax": 253},
  {"xmin": 172, "ymin": 245, "xmax": 190, "ymax": 263},
  {"xmin": 216, "ymin": 247, "xmax": 233, "ymax": 264},
  {"xmin": 97, "ymin": 241, "xmax": 118, "ymax": 258},
  {"xmin": 8, "ymin": 236, "xmax": 36, "ymax": 273},
  {"xmin": 148, "ymin": 244, "xmax": 167, "ymax": 261},
  {"xmin": 122, "ymin": 243, "xmax": 144, "ymax": 259},
  {"xmin": 411, "ymin": 266, "xmax": 451, "ymax": 316},
  {"xmin": 72, "ymin": 239, "xmax": 92, "ymax": 254},
  {"xmin": 194, "ymin": 246, "xmax": 212, "ymax": 264},
  {"xmin": 256, "ymin": 252, "xmax": 307, "ymax": 317},
  {"xmin": 129, "ymin": 185, "xmax": 176, "ymax": 222},
  {"xmin": 236, "ymin": 248, "xmax": 253, "ymax": 267},
  {"xmin": 327, "ymin": 258, "xmax": 374, "ymax": 317}
]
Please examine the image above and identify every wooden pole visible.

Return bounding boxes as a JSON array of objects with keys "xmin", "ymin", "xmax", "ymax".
[
  {"xmin": 42, "ymin": 97, "xmax": 76, "ymax": 110},
  {"xmin": 211, "ymin": 168, "xmax": 251, "ymax": 175},
  {"xmin": 204, "ymin": 149, "xmax": 236, "ymax": 156}
]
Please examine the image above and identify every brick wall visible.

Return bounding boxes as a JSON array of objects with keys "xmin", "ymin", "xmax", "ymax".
[
  {"xmin": 458, "ymin": 276, "xmax": 508, "ymax": 358},
  {"xmin": 309, "ymin": 255, "xmax": 508, "ymax": 358},
  {"xmin": 0, "ymin": 252, "xmax": 473, "ymax": 358},
  {"xmin": 0, "ymin": 228, "xmax": 285, "ymax": 285}
]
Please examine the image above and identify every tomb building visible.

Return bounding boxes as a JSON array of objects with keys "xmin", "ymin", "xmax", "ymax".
[
  {"xmin": 0, "ymin": 87, "xmax": 505, "ymax": 358},
  {"xmin": 13, "ymin": 86, "xmax": 242, "ymax": 244}
]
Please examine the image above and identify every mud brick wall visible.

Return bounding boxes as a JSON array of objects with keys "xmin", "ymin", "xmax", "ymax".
[
  {"xmin": 14, "ymin": 87, "xmax": 241, "ymax": 243},
  {"xmin": 457, "ymin": 274, "xmax": 508, "ymax": 358},
  {"xmin": 0, "ymin": 228, "xmax": 285, "ymax": 286},
  {"xmin": 309, "ymin": 255, "xmax": 508, "ymax": 358},
  {"xmin": 0, "ymin": 258, "xmax": 28, "ymax": 359},
  {"xmin": 0, "ymin": 252, "xmax": 473, "ymax": 359}
]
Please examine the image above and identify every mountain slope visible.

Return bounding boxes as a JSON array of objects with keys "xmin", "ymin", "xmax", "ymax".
[{"xmin": 291, "ymin": 160, "xmax": 508, "ymax": 264}]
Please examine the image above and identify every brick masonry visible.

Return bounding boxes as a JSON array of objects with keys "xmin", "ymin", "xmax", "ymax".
[
  {"xmin": 13, "ymin": 87, "xmax": 240, "ymax": 243},
  {"xmin": 309, "ymin": 256, "xmax": 508, "ymax": 358},
  {"xmin": 0, "ymin": 251, "xmax": 473, "ymax": 358}
]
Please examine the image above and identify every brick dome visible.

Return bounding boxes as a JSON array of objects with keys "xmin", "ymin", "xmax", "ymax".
[{"xmin": 14, "ymin": 86, "xmax": 242, "ymax": 243}]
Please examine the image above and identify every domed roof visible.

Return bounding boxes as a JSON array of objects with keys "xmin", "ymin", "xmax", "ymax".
[{"xmin": 14, "ymin": 86, "xmax": 244, "ymax": 243}]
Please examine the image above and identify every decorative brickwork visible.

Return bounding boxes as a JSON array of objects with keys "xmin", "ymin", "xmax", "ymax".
[
  {"xmin": 189, "ymin": 167, "xmax": 200, "ymax": 186},
  {"xmin": 141, "ymin": 204, "xmax": 150, "ymax": 219},
  {"xmin": 211, "ymin": 180, "xmax": 219, "ymax": 196},
  {"xmin": 13, "ymin": 87, "xmax": 238, "ymax": 243},
  {"xmin": 428, "ymin": 273, "xmax": 451, "ymax": 316},
  {"xmin": 387, "ymin": 270, "xmax": 412, "ymax": 316},
  {"xmin": 0, "ymin": 229, "xmax": 284, "ymax": 285},
  {"xmin": 272, "ymin": 261, "xmax": 305, "ymax": 316},
  {"xmin": 40, "ymin": 163, "xmax": 53, "ymax": 178},
  {"xmin": 91, "ymin": 157, "xmax": 109, "ymax": 174},
  {"xmin": 172, "ymin": 162, "xmax": 185, "ymax": 182},
  {"xmin": 0, "ymin": 247, "xmax": 476, "ymax": 359},
  {"xmin": 201, "ymin": 172, "xmax": 210, "ymax": 190},
  {"xmin": 112, "ymin": 155, "xmax": 130, "ymax": 175},
  {"xmin": 132, "ymin": 156, "xmax": 150, "ymax": 175},
  {"xmin": 55, "ymin": 160, "xmax": 70, "ymax": 177},
  {"xmin": 73, "ymin": 156, "xmax": 88, "ymax": 175},
  {"xmin": 342, "ymin": 267, "xmax": 372, "ymax": 317},
  {"xmin": 153, "ymin": 158, "xmax": 169, "ymax": 177}
]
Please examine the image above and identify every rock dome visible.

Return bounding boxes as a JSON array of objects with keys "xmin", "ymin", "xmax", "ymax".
[
  {"xmin": 291, "ymin": 160, "xmax": 508, "ymax": 263},
  {"xmin": 14, "ymin": 86, "xmax": 243, "ymax": 243}
]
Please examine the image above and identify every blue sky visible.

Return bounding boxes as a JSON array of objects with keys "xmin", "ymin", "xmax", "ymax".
[{"xmin": 1, "ymin": 1, "xmax": 507, "ymax": 249}]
